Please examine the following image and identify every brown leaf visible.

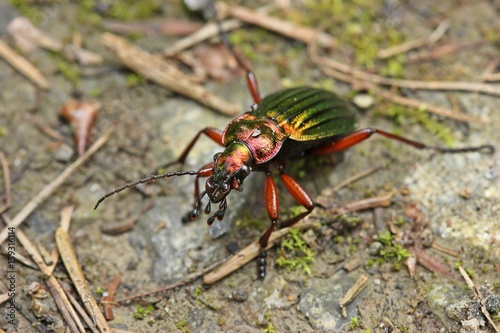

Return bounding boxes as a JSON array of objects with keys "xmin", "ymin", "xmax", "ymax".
[{"xmin": 60, "ymin": 98, "xmax": 100, "ymax": 156}]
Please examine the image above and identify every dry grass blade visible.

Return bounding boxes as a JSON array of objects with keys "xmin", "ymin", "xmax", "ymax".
[
  {"xmin": 314, "ymin": 50, "xmax": 500, "ymax": 96},
  {"xmin": 56, "ymin": 228, "xmax": 111, "ymax": 333},
  {"xmin": 0, "ymin": 40, "xmax": 50, "ymax": 90},
  {"xmin": 332, "ymin": 165, "xmax": 382, "ymax": 192},
  {"xmin": 63, "ymin": 286, "xmax": 100, "ymax": 333},
  {"xmin": 0, "ymin": 153, "xmax": 12, "ymax": 215},
  {"xmin": 46, "ymin": 206, "xmax": 75, "ymax": 276},
  {"xmin": 47, "ymin": 276, "xmax": 87, "ymax": 333},
  {"xmin": 0, "ymin": 129, "xmax": 113, "ymax": 246},
  {"xmin": 1, "ymin": 213, "xmax": 86, "ymax": 332},
  {"xmin": 101, "ymin": 33, "xmax": 239, "ymax": 116}
]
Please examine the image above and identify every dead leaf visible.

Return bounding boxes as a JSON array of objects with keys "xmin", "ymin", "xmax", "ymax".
[{"xmin": 60, "ymin": 98, "xmax": 100, "ymax": 156}]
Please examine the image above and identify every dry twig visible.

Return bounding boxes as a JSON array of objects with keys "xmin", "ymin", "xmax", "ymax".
[
  {"xmin": 8, "ymin": 17, "xmax": 103, "ymax": 65},
  {"xmin": 114, "ymin": 258, "xmax": 225, "ymax": 303},
  {"xmin": 219, "ymin": 3, "xmax": 337, "ymax": 49},
  {"xmin": 332, "ymin": 165, "xmax": 382, "ymax": 192},
  {"xmin": 162, "ymin": 19, "xmax": 244, "ymax": 57},
  {"xmin": 339, "ymin": 274, "xmax": 369, "ymax": 317},
  {"xmin": 309, "ymin": 45, "xmax": 483, "ymax": 124},
  {"xmin": 102, "ymin": 275, "xmax": 121, "ymax": 321},
  {"xmin": 377, "ymin": 20, "xmax": 450, "ymax": 59},
  {"xmin": 0, "ymin": 39, "xmax": 50, "ymax": 90},
  {"xmin": 101, "ymin": 33, "xmax": 239, "ymax": 116}
]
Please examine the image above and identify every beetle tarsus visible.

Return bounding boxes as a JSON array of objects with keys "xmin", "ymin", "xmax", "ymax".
[
  {"xmin": 204, "ymin": 202, "xmax": 211, "ymax": 214},
  {"xmin": 258, "ymin": 248, "xmax": 267, "ymax": 279}
]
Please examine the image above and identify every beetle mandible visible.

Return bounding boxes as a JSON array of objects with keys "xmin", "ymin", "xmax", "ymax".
[{"xmin": 95, "ymin": 4, "xmax": 494, "ymax": 279}]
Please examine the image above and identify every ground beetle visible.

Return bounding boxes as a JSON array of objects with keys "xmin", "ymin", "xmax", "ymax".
[{"xmin": 95, "ymin": 5, "xmax": 494, "ymax": 279}]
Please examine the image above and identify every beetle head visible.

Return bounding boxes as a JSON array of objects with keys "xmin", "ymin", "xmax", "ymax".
[
  {"xmin": 185, "ymin": 142, "xmax": 253, "ymax": 225},
  {"xmin": 206, "ymin": 142, "xmax": 252, "ymax": 203}
]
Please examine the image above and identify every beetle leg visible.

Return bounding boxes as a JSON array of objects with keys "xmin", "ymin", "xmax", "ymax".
[
  {"xmin": 312, "ymin": 128, "xmax": 495, "ymax": 155},
  {"xmin": 211, "ymin": 2, "xmax": 261, "ymax": 104},
  {"xmin": 278, "ymin": 171, "xmax": 315, "ymax": 229},
  {"xmin": 258, "ymin": 171, "xmax": 279, "ymax": 278},
  {"xmin": 182, "ymin": 162, "xmax": 213, "ymax": 223}
]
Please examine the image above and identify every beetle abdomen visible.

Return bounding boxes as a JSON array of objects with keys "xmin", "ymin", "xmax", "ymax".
[{"xmin": 255, "ymin": 86, "xmax": 356, "ymax": 141}]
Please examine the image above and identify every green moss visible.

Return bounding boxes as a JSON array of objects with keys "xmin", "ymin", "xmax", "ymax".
[
  {"xmin": 76, "ymin": 1, "xmax": 102, "ymax": 26},
  {"xmin": 276, "ymin": 229, "xmax": 315, "ymax": 275},
  {"xmin": 375, "ymin": 230, "xmax": 411, "ymax": 269},
  {"xmin": 380, "ymin": 55, "xmax": 407, "ymax": 78},
  {"xmin": 400, "ymin": 325, "xmax": 411, "ymax": 333},
  {"xmin": 134, "ymin": 304, "xmax": 154, "ymax": 320},
  {"xmin": 8, "ymin": 0, "xmax": 43, "ymax": 23},
  {"xmin": 288, "ymin": 205, "xmax": 306, "ymax": 219},
  {"xmin": 175, "ymin": 315, "xmax": 188, "ymax": 329},
  {"xmin": 193, "ymin": 285, "xmax": 204, "ymax": 297},
  {"xmin": 263, "ymin": 323, "xmax": 277, "ymax": 333},
  {"xmin": 217, "ymin": 316, "xmax": 226, "ymax": 326},
  {"xmin": 95, "ymin": 286, "xmax": 104, "ymax": 296},
  {"xmin": 350, "ymin": 315, "xmax": 360, "ymax": 329}
]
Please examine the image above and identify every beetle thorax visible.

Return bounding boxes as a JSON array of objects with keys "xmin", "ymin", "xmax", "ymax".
[{"xmin": 206, "ymin": 142, "xmax": 253, "ymax": 203}]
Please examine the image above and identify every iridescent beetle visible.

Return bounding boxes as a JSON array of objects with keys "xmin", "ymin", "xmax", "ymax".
[{"xmin": 95, "ymin": 5, "xmax": 494, "ymax": 279}]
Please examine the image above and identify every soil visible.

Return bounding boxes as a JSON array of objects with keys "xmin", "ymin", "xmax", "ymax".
[{"xmin": 0, "ymin": 1, "xmax": 499, "ymax": 333}]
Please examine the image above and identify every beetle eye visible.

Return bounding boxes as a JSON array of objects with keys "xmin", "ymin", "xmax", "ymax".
[
  {"xmin": 240, "ymin": 165, "xmax": 251, "ymax": 177},
  {"xmin": 213, "ymin": 152, "xmax": 221, "ymax": 163}
]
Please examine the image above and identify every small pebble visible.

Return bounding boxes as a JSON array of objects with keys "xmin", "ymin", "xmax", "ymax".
[
  {"xmin": 352, "ymin": 94, "xmax": 374, "ymax": 109},
  {"xmin": 231, "ymin": 290, "xmax": 248, "ymax": 302},
  {"xmin": 53, "ymin": 143, "xmax": 74, "ymax": 162}
]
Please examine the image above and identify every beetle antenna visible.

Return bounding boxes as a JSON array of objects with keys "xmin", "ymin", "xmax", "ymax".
[
  {"xmin": 210, "ymin": 0, "xmax": 261, "ymax": 104},
  {"xmin": 94, "ymin": 170, "xmax": 202, "ymax": 209}
]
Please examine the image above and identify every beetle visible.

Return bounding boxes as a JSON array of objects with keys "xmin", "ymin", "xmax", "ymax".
[{"xmin": 95, "ymin": 8, "xmax": 494, "ymax": 279}]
